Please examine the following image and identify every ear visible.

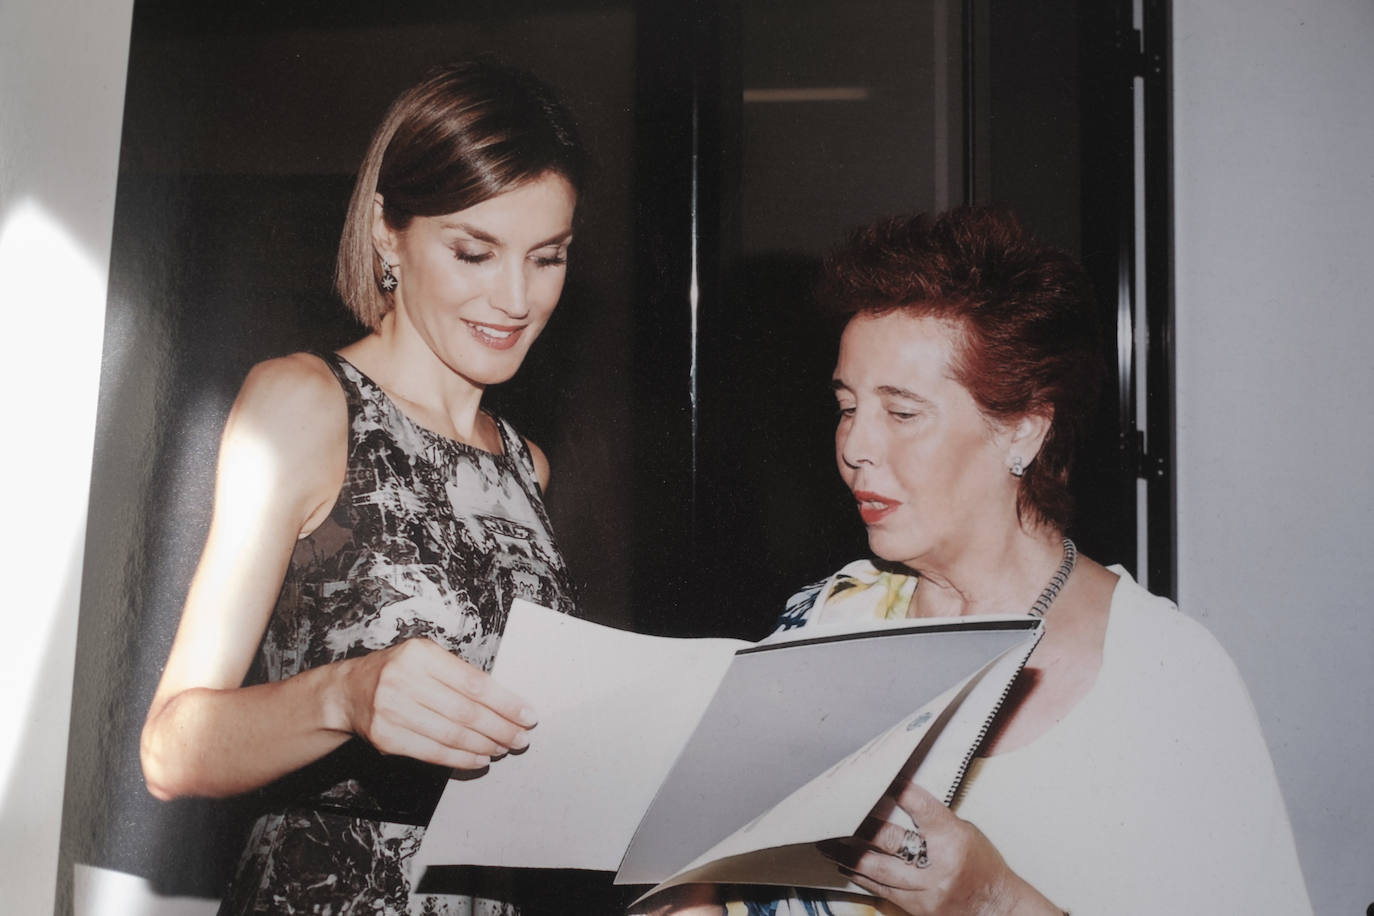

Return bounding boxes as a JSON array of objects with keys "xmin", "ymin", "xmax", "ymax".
[
  {"xmin": 1007, "ymin": 410, "xmax": 1053, "ymax": 471},
  {"xmin": 370, "ymin": 193, "xmax": 400, "ymax": 265}
]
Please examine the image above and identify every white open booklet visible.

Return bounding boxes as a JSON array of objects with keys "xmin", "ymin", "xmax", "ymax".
[{"xmin": 413, "ymin": 599, "xmax": 1042, "ymax": 906}]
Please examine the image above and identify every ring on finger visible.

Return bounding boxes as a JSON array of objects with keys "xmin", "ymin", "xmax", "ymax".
[{"xmin": 894, "ymin": 826, "xmax": 930, "ymax": 868}]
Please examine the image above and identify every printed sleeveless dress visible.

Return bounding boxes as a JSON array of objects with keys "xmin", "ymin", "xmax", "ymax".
[{"xmin": 218, "ymin": 353, "xmax": 577, "ymax": 916}]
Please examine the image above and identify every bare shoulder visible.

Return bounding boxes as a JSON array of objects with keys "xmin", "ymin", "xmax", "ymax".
[
  {"xmin": 1047, "ymin": 556, "xmax": 1115, "ymax": 654},
  {"xmin": 523, "ymin": 436, "xmax": 551, "ymax": 492},
  {"xmin": 220, "ymin": 353, "xmax": 347, "ymax": 529},
  {"xmin": 982, "ymin": 555, "xmax": 1115, "ymax": 755},
  {"xmin": 230, "ymin": 354, "xmax": 345, "ymax": 449},
  {"xmin": 237, "ymin": 352, "xmax": 342, "ymax": 414},
  {"xmin": 1072, "ymin": 557, "xmax": 1120, "ymax": 618}
]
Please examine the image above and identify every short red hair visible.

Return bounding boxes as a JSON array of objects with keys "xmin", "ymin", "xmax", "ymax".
[{"xmin": 818, "ymin": 206, "xmax": 1104, "ymax": 531}]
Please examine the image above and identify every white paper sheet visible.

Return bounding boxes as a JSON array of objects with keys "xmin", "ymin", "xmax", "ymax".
[
  {"xmin": 413, "ymin": 601, "xmax": 1043, "ymax": 898},
  {"xmin": 413, "ymin": 601, "xmax": 747, "ymax": 873}
]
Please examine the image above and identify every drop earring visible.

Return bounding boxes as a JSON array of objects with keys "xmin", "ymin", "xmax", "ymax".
[{"xmin": 379, "ymin": 256, "xmax": 398, "ymax": 293}]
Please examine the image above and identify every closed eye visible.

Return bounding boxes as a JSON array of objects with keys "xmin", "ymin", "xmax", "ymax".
[{"xmin": 453, "ymin": 249, "xmax": 493, "ymax": 265}]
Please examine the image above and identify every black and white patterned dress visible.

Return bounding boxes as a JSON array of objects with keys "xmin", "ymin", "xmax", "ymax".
[{"xmin": 218, "ymin": 352, "xmax": 577, "ymax": 915}]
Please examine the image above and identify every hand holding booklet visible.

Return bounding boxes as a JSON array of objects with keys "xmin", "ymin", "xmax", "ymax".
[{"xmin": 414, "ymin": 599, "xmax": 1043, "ymax": 906}]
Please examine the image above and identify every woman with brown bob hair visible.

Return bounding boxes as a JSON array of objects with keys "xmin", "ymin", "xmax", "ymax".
[
  {"xmin": 665, "ymin": 207, "xmax": 1310, "ymax": 915},
  {"xmin": 141, "ymin": 60, "xmax": 586, "ymax": 914}
]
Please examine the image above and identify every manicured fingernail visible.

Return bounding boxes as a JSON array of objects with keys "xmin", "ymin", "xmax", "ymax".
[
  {"xmin": 519, "ymin": 707, "xmax": 538, "ymax": 727},
  {"xmin": 511, "ymin": 731, "xmax": 531, "ymax": 750}
]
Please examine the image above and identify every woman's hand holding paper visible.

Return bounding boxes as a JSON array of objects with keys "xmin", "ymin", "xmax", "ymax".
[
  {"xmin": 339, "ymin": 636, "xmax": 537, "ymax": 771},
  {"xmin": 819, "ymin": 781, "xmax": 1062, "ymax": 916}
]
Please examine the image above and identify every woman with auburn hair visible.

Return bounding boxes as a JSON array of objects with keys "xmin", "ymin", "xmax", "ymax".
[
  {"xmin": 140, "ymin": 60, "xmax": 586, "ymax": 914},
  {"xmin": 660, "ymin": 207, "xmax": 1310, "ymax": 915}
]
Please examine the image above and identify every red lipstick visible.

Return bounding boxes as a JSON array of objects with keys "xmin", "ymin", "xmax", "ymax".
[{"xmin": 853, "ymin": 490, "xmax": 901, "ymax": 525}]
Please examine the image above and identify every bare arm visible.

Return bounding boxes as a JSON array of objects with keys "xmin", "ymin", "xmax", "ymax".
[{"xmin": 140, "ymin": 355, "xmax": 535, "ymax": 800}]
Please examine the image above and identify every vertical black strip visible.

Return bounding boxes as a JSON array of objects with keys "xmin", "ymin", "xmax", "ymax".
[
  {"xmin": 631, "ymin": 0, "xmax": 699, "ymax": 632},
  {"xmin": 962, "ymin": 0, "xmax": 977, "ymax": 204},
  {"xmin": 1074, "ymin": 0, "xmax": 1141, "ymax": 574},
  {"xmin": 630, "ymin": 0, "xmax": 740, "ymax": 636},
  {"xmin": 688, "ymin": 0, "xmax": 746, "ymax": 635},
  {"xmin": 1142, "ymin": 0, "xmax": 1176, "ymax": 597}
]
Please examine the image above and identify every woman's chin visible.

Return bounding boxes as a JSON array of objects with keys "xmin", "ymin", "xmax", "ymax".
[
  {"xmin": 865, "ymin": 534, "xmax": 921, "ymax": 568},
  {"xmin": 440, "ymin": 352, "xmax": 527, "ymax": 388}
]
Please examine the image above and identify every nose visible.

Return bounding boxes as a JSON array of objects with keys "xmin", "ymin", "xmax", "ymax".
[
  {"xmin": 491, "ymin": 258, "xmax": 531, "ymax": 319},
  {"xmin": 838, "ymin": 408, "xmax": 879, "ymax": 469}
]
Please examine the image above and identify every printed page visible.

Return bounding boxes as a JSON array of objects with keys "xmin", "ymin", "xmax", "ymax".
[
  {"xmin": 615, "ymin": 617, "xmax": 1042, "ymax": 886},
  {"xmin": 634, "ymin": 680, "xmax": 972, "ymax": 904},
  {"xmin": 903, "ymin": 630, "xmax": 1039, "ymax": 806},
  {"xmin": 629, "ymin": 630, "xmax": 1041, "ymax": 905},
  {"xmin": 413, "ymin": 601, "xmax": 748, "ymax": 875}
]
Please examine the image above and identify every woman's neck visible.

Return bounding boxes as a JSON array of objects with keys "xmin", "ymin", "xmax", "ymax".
[
  {"xmin": 906, "ymin": 525, "xmax": 1065, "ymax": 618},
  {"xmin": 342, "ymin": 318, "xmax": 489, "ymax": 445}
]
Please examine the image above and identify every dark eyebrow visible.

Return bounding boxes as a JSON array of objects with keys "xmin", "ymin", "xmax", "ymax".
[
  {"xmin": 442, "ymin": 222, "xmax": 500, "ymax": 244},
  {"xmin": 876, "ymin": 385, "xmax": 932, "ymax": 404},
  {"xmin": 443, "ymin": 222, "xmax": 574, "ymax": 250},
  {"xmin": 831, "ymin": 379, "xmax": 932, "ymax": 406}
]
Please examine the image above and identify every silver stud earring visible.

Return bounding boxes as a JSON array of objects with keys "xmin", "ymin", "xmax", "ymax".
[
  {"xmin": 1010, "ymin": 456, "xmax": 1025, "ymax": 478},
  {"xmin": 379, "ymin": 257, "xmax": 398, "ymax": 293}
]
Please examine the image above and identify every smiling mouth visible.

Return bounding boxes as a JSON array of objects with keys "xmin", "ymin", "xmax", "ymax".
[
  {"xmin": 464, "ymin": 320, "xmax": 525, "ymax": 351},
  {"xmin": 853, "ymin": 490, "xmax": 901, "ymax": 524}
]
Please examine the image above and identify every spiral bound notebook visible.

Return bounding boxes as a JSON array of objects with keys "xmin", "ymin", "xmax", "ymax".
[{"xmin": 413, "ymin": 600, "xmax": 1042, "ymax": 906}]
